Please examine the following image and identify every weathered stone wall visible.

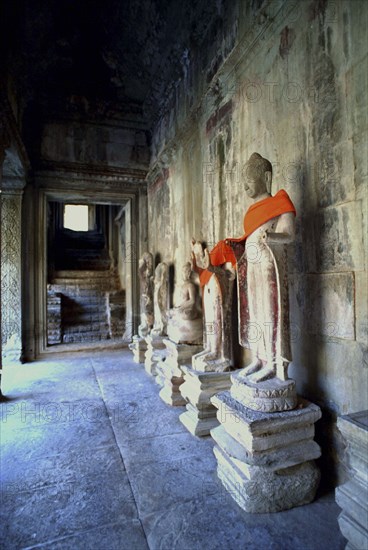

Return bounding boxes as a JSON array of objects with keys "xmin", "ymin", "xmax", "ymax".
[
  {"xmin": 147, "ymin": 0, "xmax": 367, "ymax": 484},
  {"xmin": 40, "ymin": 120, "xmax": 150, "ymax": 171}
]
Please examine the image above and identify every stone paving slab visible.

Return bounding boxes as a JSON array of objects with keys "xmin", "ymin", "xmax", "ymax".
[
  {"xmin": 118, "ymin": 431, "xmax": 213, "ymax": 467},
  {"xmin": 1, "ymin": 444, "xmax": 126, "ymax": 488},
  {"xmin": 1, "ymin": 418, "xmax": 116, "ymax": 459},
  {"xmin": 24, "ymin": 520, "xmax": 149, "ymax": 550},
  {"xmin": 0, "ymin": 472, "xmax": 138, "ymax": 549},
  {"xmin": 140, "ymin": 492, "xmax": 345, "ymax": 550},
  {"xmin": 103, "ymin": 392, "xmax": 188, "ymax": 442},
  {"xmin": 0, "ymin": 350, "xmax": 347, "ymax": 550},
  {"xmin": 126, "ymin": 453, "xmax": 218, "ymax": 516}
]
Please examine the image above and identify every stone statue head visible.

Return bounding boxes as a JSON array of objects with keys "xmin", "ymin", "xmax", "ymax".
[
  {"xmin": 181, "ymin": 262, "xmax": 192, "ymax": 281},
  {"xmin": 244, "ymin": 152, "xmax": 272, "ymax": 198}
]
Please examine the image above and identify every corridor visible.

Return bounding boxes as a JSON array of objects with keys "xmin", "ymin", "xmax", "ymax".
[{"xmin": 0, "ymin": 350, "xmax": 346, "ymax": 549}]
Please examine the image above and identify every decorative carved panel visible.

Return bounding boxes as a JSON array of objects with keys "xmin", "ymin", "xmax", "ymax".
[{"xmin": 1, "ymin": 194, "xmax": 22, "ymax": 347}]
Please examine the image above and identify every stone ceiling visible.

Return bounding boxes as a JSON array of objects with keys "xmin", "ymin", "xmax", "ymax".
[{"xmin": 1, "ymin": 0, "xmax": 226, "ymax": 130}]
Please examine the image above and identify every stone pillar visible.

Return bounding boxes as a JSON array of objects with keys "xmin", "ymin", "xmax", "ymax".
[
  {"xmin": 336, "ymin": 411, "xmax": 368, "ymax": 550},
  {"xmin": 1, "ymin": 185, "xmax": 24, "ymax": 366}
]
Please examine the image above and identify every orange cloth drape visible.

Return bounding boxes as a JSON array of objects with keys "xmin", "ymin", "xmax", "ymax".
[{"xmin": 199, "ymin": 189, "xmax": 296, "ymax": 287}]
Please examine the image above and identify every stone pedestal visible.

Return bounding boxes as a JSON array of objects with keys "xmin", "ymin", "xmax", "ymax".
[
  {"xmin": 336, "ymin": 411, "xmax": 368, "ymax": 550},
  {"xmin": 167, "ymin": 317, "xmax": 203, "ymax": 346},
  {"xmin": 157, "ymin": 339, "xmax": 202, "ymax": 406},
  {"xmin": 231, "ymin": 370, "xmax": 297, "ymax": 413},
  {"xmin": 144, "ymin": 334, "xmax": 167, "ymax": 376},
  {"xmin": 210, "ymin": 391, "xmax": 322, "ymax": 513},
  {"xmin": 128, "ymin": 335, "xmax": 148, "ymax": 364},
  {"xmin": 179, "ymin": 368, "xmax": 232, "ymax": 437}
]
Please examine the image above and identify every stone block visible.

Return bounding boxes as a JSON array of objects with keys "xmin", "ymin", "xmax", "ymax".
[
  {"xmin": 336, "ymin": 411, "xmax": 368, "ymax": 550},
  {"xmin": 214, "ymin": 445, "xmax": 320, "ymax": 513},
  {"xmin": 211, "ymin": 424, "xmax": 321, "ymax": 470},
  {"xmin": 128, "ymin": 336, "xmax": 147, "ymax": 363},
  {"xmin": 157, "ymin": 340, "xmax": 203, "ymax": 407},
  {"xmin": 336, "ymin": 480, "xmax": 368, "ymax": 532},
  {"xmin": 337, "ymin": 411, "xmax": 368, "ymax": 478},
  {"xmin": 211, "ymin": 392, "xmax": 321, "ymax": 453},
  {"xmin": 338, "ymin": 511, "xmax": 368, "ymax": 550},
  {"xmin": 179, "ymin": 368, "xmax": 233, "ymax": 437},
  {"xmin": 144, "ymin": 335, "xmax": 167, "ymax": 376}
]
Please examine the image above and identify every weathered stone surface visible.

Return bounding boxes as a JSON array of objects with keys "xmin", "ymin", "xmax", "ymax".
[
  {"xmin": 41, "ymin": 122, "xmax": 149, "ymax": 170},
  {"xmin": 157, "ymin": 340, "xmax": 203, "ymax": 407},
  {"xmin": 137, "ymin": 252, "xmax": 154, "ymax": 338},
  {"xmin": 211, "ymin": 424, "xmax": 321, "ymax": 470},
  {"xmin": 128, "ymin": 336, "xmax": 147, "ymax": 364},
  {"xmin": 312, "ymin": 202, "xmax": 365, "ymax": 273},
  {"xmin": 355, "ymin": 271, "xmax": 368, "ymax": 345},
  {"xmin": 212, "ymin": 392, "xmax": 321, "ymax": 449},
  {"xmin": 336, "ymin": 411, "xmax": 368, "ymax": 550},
  {"xmin": 167, "ymin": 263, "xmax": 203, "ymax": 345},
  {"xmin": 144, "ymin": 0, "xmax": 368, "ymax": 486},
  {"xmin": 180, "ymin": 404, "xmax": 219, "ymax": 437},
  {"xmin": 231, "ymin": 370, "xmax": 298, "ymax": 413},
  {"xmin": 179, "ymin": 367, "xmax": 232, "ymax": 436},
  {"xmin": 144, "ymin": 334, "xmax": 166, "ymax": 376},
  {"xmin": 191, "ymin": 239, "xmax": 235, "ymax": 372},
  {"xmin": 167, "ymin": 316, "xmax": 203, "ymax": 345},
  {"xmin": 304, "ymin": 273, "xmax": 355, "ymax": 340},
  {"xmin": 151, "ymin": 262, "xmax": 169, "ymax": 337},
  {"xmin": 0, "ymin": 349, "xmax": 346, "ymax": 548},
  {"xmin": 1, "ymin": 191, "xmax": 23, "ymax": 363},
  {"xmin": 214, "ymin": 445, "xmax": 320, "ymax": 514},
  {"xmin": 181, "ymin": 367, "xmax": 233, "ymax": 405}
]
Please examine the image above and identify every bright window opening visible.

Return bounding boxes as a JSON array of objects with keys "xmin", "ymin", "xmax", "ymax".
[{"xmin": 64, "ymin": 204, "xmax": 89, "ymax": 231}]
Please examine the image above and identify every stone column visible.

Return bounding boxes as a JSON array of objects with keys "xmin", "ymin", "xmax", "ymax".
[{"xmin": 1, "ymin": 184, "xmax": 25, "ymax": 366}]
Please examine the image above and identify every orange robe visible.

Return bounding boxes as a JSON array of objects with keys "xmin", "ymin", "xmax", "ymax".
[{"xmin": 199, "ymin": 190, "xmax": 296, "ymax": 287}]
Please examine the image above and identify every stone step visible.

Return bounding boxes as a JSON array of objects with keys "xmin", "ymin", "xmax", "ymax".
[
  {"xmin": 53, "ymin": 270, "xmax": 114, "ymax": 279},
  {"xmin": 50, "ymin": 284, "xmax": 114, "ymax": 293},
  {"xmin": 62, "ymin": 333, "xmax": 110, "ymax": 344},
  {"xmin": 63, "ymin": 325, "xmax": 110, "ymax": 335},
  {"xmin": 61, "ymin": 313, "xmax": 109, "ymax": 323},
  {"xmin": 58, "ymin": 261, "xmax": 112, "ymax": 271}
]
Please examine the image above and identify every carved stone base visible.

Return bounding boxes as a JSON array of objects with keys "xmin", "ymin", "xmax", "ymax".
[
  {"xmin": 167, "ymin": 317, "xmax": 203, "ymax": 345},
  {"xmin": 210, "ymin": 391, "xmax": 322, "ymax": 513},
  {"xmin": 192, "ymin": 352, "xmax": 232, "ymax": 373},
  {"xmin": 179, "ymin": 368, "xmax": 232, "ymax": 437},
  {"xmin": 230, "ymin": 370, "xmax": 297, "ymax": 412},
  {"xmin": 336, "ymin": 411, "xmax": 368, "ymax": 550},
  {"xmin": 144, "ymin": 335, "xmax": 167, "ymax": 376},
  {"xmin": 215, "ymin": 445, "xmax": 320, "ymax": 513},
  {"xmin": 128, "ymin": 335, "xmax": 148, "ymax": 364},
  {"xmin": 157, "ymin": 339, "xmax": 203, "ymax": 407}
]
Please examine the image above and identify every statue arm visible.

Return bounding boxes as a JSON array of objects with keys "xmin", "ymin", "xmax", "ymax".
[
  {"xmin": 191, "ymin": 251, "xmax": 204, "ymax": 276},
  {"xmin": 262, "ymin": 212, "xmax": 295, "ymax": 244},
  {"xmin": 204, "ymin": 249, "xmax": 235, "ymax": 280}
]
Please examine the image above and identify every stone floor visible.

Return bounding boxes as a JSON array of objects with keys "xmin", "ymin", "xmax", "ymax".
[{"xmin": 0, "ymin": 349, "xmax": 346, "ymax": 550}]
